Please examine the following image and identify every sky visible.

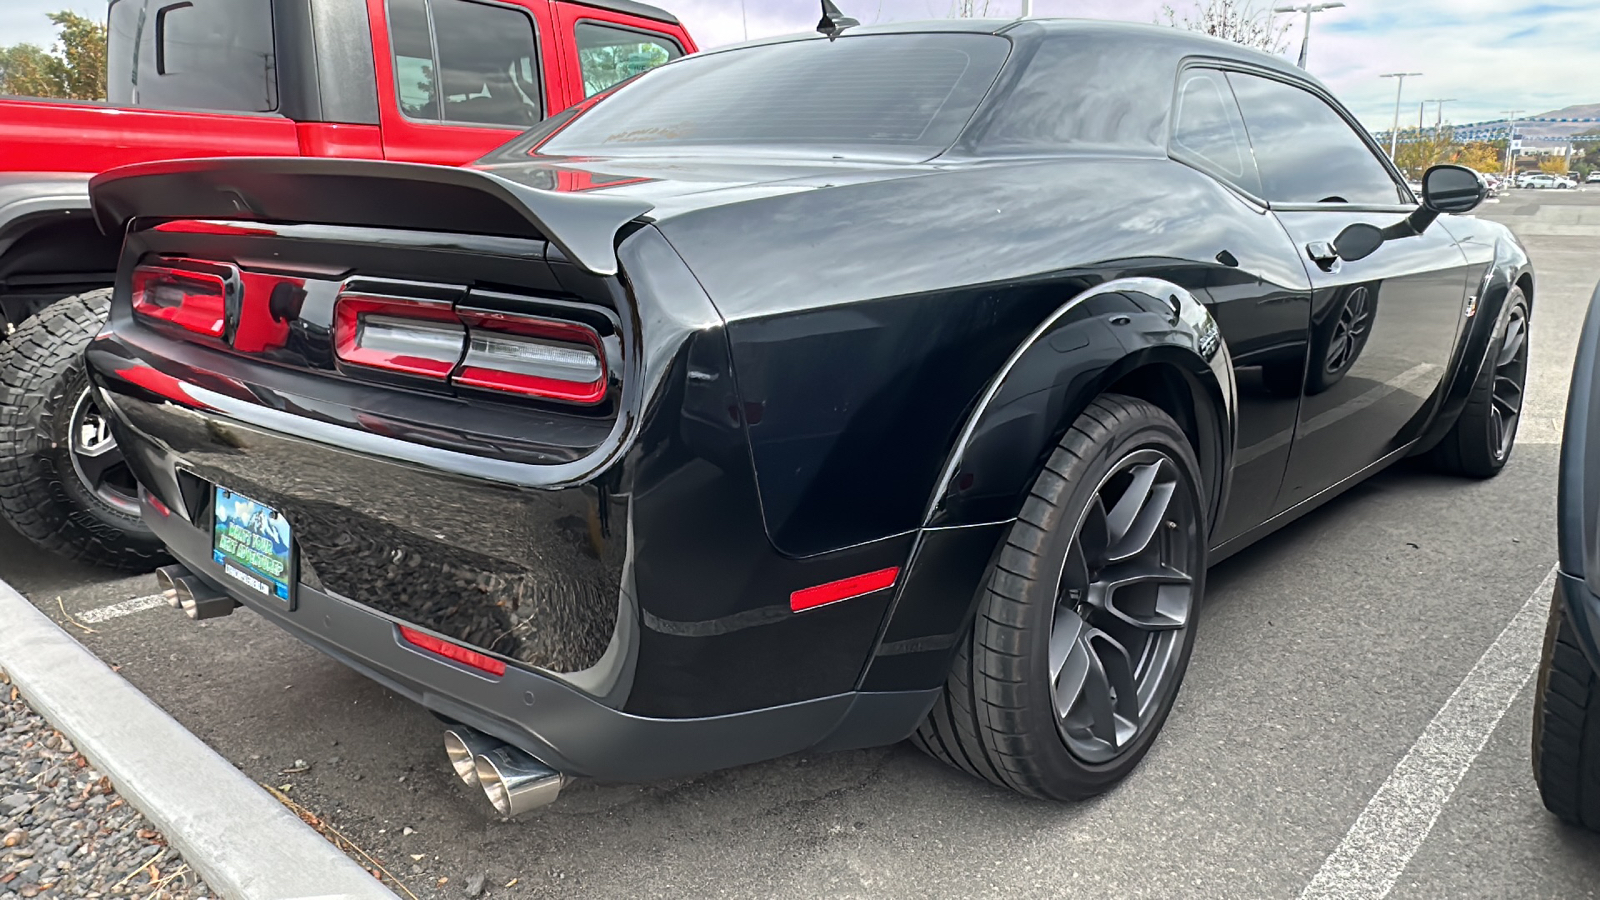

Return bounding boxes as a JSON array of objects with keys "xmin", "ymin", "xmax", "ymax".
[{"xmin": 3, "ymin": 0, "xmax": 1597, "ymax": 131}]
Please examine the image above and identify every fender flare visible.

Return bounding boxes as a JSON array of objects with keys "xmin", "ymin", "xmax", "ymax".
[
  {"xmin": 1413, "ymin": 229, "xmax": 1533, "ymax": 455},
  {"xmin": 921, "ymin": 276, "xmax": 1236, "ymax": 533},
  {"xmin": 0, "ymin": 174, "xmax": 94, "ymax": 259}
]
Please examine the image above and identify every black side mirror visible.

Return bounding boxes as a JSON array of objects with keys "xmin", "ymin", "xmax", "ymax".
[
  {"xmin": 1420, "ymin": 164, "xmax": 1488, "ymax": 214},
  {"xmin": 1333, "ymin": 222, "xmax": 1385, "ymax": 262}
]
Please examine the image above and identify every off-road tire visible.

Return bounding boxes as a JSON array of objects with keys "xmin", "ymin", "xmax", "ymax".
[
  {"xmin": 0, "ymin": 289, "xmax": 168, "ymax": 570},
  {"xmin": 912, "ymin": 393, "xmax": 1205, "ymax": 800},
  {"xmin": 1532, "ymin": 581, "xmax": 1600, "ymax": 831},
  {"xmin": 1428, "ymin": 287, "xmax": 1529, "ymax": 478}
]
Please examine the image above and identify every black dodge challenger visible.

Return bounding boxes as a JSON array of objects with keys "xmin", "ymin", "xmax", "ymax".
[{"xmin": 84, "ymin": 18, "xmax": 1533, "ymax": 811}]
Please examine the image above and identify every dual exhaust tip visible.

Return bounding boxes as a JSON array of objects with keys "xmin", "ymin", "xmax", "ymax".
[
  {"xmin": 155, "ymin": 565, "xmax": 238, "ymax": 620},
  {"xmin": 443, "ymin": 726, "xmax": 566, "ymax": 817}
]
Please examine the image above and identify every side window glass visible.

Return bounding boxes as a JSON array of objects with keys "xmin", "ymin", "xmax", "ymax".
[
  {"xmin": 1171, "ymin": 69, "xmax": 1261, "ymax": 197},
  {"xmin": 103, "ymin": 0, "xmax": 276, "ymax": 112},
  {"xmin": 388, "ymin": 0, "xmax": 437, "ymax": 120},
  {"xmin": 389, "ymin": 0, "xmax": 541, "ymax": 127},
  {"xmin": 1226, "ymin": 71, "xmax": 1403, "ymax": 205},
  {"xmin": 574, "ymin": 22, "xmax": 682, "ymax": 98}
]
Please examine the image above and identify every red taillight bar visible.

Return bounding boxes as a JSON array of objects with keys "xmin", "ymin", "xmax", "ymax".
[
  {"xmin": 790, "ymin": 567, "xmax": 901, "ymax": 613},
  {"xmin": 332, "ymin": 293, "xmax": 465, "ymax": 379},
  {"xmin": 398, "ymin": 625, "xmax": 507, "ymax": 677},
  {"xmin": 454, "ymin": 310, "xmax": 607, "ymax": 404},
  {"xmin": 131, "ymin": 264, "xmax": 229, "ymax": 338}
]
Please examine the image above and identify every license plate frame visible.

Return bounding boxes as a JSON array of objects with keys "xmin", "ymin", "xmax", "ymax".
[{"xmin": 211, "ymin": 487, "xmax": 294, "ymax": 605}]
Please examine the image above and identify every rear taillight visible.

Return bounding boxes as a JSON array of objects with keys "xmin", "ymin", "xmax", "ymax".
[
  {"xmin": 455, "ymin": 311, "xmax": 606, "ymax": 404},
  {"xmin": 333, "ymin": 294, "xmax": 465, "ymax": 379},
  {"xmin": 131, "ymin": 265, "xmax": 228, "ymax": 337},
  {"xmin": 333, "ymin": 290, "xmax": 608, "ymax": 404}
]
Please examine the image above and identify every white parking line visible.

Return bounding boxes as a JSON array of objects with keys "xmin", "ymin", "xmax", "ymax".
[
  {"xmin": 76, "ymin": 594, "xmax": 169, "ymax": 624},
  {"xmin": 1298, "ymin": 564, "xmax": 1557, "ymax": 900}
]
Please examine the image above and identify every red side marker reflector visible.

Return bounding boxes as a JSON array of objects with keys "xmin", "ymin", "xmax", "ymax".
[
  {"xmin": 398, "ymin": 626, "xmax": 507, "ymax": 677},
  {"xmin": 790, "ymin": 567, "xmax": 900, "ymax": 613}
]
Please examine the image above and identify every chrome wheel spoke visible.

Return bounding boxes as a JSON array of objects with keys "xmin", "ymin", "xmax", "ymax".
[
  {"xmin": 1498, "ymin": 316, "xmax": 1526, "ymax": 368},
  {"xmin": 1049, "ymin": 609, "xmax": 1092, "ymax": 718}
]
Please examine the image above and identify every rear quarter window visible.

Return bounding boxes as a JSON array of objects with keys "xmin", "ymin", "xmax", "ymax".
[{"xmin": 107, "ymin": 0, "xmax": 278, "ymax": 113}]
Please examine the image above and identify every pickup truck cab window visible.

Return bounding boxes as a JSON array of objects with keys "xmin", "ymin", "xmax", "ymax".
[
  {"xmin": 106, "ymin": 0, "xmax": 279, "ymax": 113},
  {"xmin": 387, "ymin": 0, "xmax": 542, "ymax": 128},
  {"xmin": 574, "ymin": 21, "xmax": 682, "ymax": 97},
  {"xmin": 1225, "ymin": 71, "xmax": 1404, "ymax": 206}
]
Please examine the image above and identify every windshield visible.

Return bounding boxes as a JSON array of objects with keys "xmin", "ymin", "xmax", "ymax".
[{"xmin": 530, "ymin": 33, "xmax": 1011, "ymax": 160}]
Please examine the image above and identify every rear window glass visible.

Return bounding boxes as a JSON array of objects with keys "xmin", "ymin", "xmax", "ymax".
[
  {"xmin": 533, "ymin": 33, "xmax": 1010, "ymax": 160},
  {"xmin": 107, "ymin": 0, "xmax": 278, "ymax": 113},
  {"xmin": 387, "ymin": 0, "xmax": 543, "ymax": 128}
]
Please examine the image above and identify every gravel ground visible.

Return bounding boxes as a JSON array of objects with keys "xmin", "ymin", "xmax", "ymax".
[{"xmin": 1, "ymin": 671, "xmax": 210, "ymax": 899}]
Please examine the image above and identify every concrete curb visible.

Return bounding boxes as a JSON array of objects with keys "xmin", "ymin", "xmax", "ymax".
[{"xmin": 0, "ymin": 577, "xmax": 397, "ymax": 900}]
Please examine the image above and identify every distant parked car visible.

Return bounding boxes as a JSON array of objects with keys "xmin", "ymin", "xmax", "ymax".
[
  {"xmin": 1588, "ymin": 171, "xmax": 1600, "ymax": 184},
  {"xmin": 1524, "ymin": 174, "xmax": 1577, "ymax": 189}
]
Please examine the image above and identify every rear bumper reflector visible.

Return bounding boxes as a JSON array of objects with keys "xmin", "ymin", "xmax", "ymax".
[{"xmin": 398, "ymin": 625, "xmax": 507, "ymax": 677}]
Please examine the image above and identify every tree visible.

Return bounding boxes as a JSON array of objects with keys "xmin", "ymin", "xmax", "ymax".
[
  {"xmin": 1393, "ymin": 128, "xmax": 1455, "ymax": 179},
  {"xmin": 949, "ymin": 0, "xmax": 997, "ymax": 15},
  {"xmin": 1159, "ymin": 0, "xmax": 1289, "ymax": 53},
  {"xmin": 1452, "ymin": 142, "xmax": 1502, "ymax": 174},
  {"xmin": 1538, "ymin": 156, "xmax": 1570, "ymax": 176},
  {"xmin": 0, "ymin": 11, "xmax": 107, "ymax": 101}
]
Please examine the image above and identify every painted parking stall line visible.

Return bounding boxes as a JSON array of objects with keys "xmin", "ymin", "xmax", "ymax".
[
  {"xmin": 1297, "ymin": 564, "xmax": 1558, "ymax": 900},
  {"xmin": 76, "ymin": 593, "xmax": 168, "ymax": 624}
]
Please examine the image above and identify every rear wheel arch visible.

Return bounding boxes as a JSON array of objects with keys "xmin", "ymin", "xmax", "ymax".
[{"xmin": 924, "ymin": 277, "xmax": 1235, "ymax": 533}]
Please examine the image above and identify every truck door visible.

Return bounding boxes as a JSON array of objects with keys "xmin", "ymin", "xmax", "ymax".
[{"xmin": 370, "ymin": 0, "xmax": 560, "ymax": 165}]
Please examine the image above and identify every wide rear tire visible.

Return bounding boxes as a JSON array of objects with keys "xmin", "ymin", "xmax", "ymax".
[
  {"xmin": 0, "ymin": 290, "xmax": 169, "ymax": 571},
  {"xmin": 913, "ymin": 394, "xmax": 1206, "ymax": 800},
  {"xmin": 1532, "ymin": 582, "xmax": 1600, "ymax": 832}
]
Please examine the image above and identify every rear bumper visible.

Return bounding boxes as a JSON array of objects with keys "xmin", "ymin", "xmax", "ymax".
[{"xmin": 143, "ymin": 494, "xmax": 937, "ymax": 782}]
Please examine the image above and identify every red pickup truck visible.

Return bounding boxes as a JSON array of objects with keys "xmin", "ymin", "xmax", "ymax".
[{"xmin": 0, "ymin": 0, "xmax": 694, "ymax": 569}]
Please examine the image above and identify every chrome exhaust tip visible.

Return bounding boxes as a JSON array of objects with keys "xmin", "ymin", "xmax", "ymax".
[
  {"xmin": 474, "ymin": 745, "xmax": 565, "ymax": 817},
  {"xmin": 157, "ymin": 565, "xmax": 238, "ymax": 620},
  {"xmin": 443, "ymin": 727, "xmax": 503, "ymax": 786},
  {"xmin": 154, "ymin": 564, "xmax": 189, "ymax": 609}
]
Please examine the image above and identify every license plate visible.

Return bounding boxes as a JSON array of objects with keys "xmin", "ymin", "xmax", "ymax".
[{"xmin": 212, "ymin": 487, "xmax": 293, "ymax": 603}]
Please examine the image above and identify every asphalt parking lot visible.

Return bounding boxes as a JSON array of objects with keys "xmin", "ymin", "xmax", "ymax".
[{"xmin": 5, "ymin": 188, "xmax": 1600, "ymax": 900}]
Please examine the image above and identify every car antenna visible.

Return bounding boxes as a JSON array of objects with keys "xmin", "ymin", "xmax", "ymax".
[{"xmin": 817, "ymin": 0, "xmax": 859, "ymax": 41}]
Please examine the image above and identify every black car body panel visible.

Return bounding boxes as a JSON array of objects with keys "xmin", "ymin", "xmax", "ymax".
[
  {"xmin": 1558, "ymin": 281, "xmax": 1600, "ymax": 675},
  {"xmin": 86, "ymin": 19, "xmax": 1533, "ymax": 782}
]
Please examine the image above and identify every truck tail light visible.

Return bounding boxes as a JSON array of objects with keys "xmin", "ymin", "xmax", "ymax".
[
  {"xmin": 131, "ymin": 265, "xmax": 228, "ymax": 337},
  {"xmin": 333, "ymin": 293, "xmax": 465, "ymax": 379},
  {"xmin": 454, "ymin": 311, "xmax": 606, "ymax": 404}
]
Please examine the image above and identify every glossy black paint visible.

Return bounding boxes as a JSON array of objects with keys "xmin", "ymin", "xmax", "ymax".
[{"xmin": 87, "ymin": 19, "xmax": 1532, "ymax": 779}]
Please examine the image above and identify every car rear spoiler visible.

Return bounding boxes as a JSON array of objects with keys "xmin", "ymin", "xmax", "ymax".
[{"xmin": 88, "ymin": 157, "xmax": 654, "ymax": 276}]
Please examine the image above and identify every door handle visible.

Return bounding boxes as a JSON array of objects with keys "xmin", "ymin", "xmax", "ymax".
[{"xmin": 1305, "ymin": 240, "xmax": 1339, "ymax": 271}]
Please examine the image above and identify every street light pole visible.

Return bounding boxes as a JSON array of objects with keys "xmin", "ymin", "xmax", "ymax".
[
  {"xmin": 1272, "ymin": 2, "xmax": 1346, "ymax": 69},
  {"xmin": 1426, "ymin": 98, "xmax": 1456, "ymax": 139},
  {"xmin": 1020, "ymin": 0, "xmax": 1032, "ymax": 15},
  {"xmin": 1380, "ymin": 72, "xmax": 1423, "ymax": 160},
  {"xmin": 1501, "ymin": 109, "xmax": 1525, "ymax": 180}
]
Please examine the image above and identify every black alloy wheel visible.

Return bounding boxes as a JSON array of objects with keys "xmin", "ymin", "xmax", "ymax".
[
  {"xmin": 913, "ymin": 394, "xmax": 1207, "ymax": 800},
  {"xmin": 1051, "ymin": 448, "xmax": 1199, "ymax": 764},
  {"xmin": 1324, "ymin": 286, "xmax": 1373, "ymax": 377},
  {"xmin": 1488, "ymin": 303, "xmax": 1528, "ymax": 463},
  {"xmin": 67, "ymin": 385, "xmax": 142, "ymax": 517},
  {"xmin": 1427, "ymin": 287, "xmax": 1530, "ymax": 478}
]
